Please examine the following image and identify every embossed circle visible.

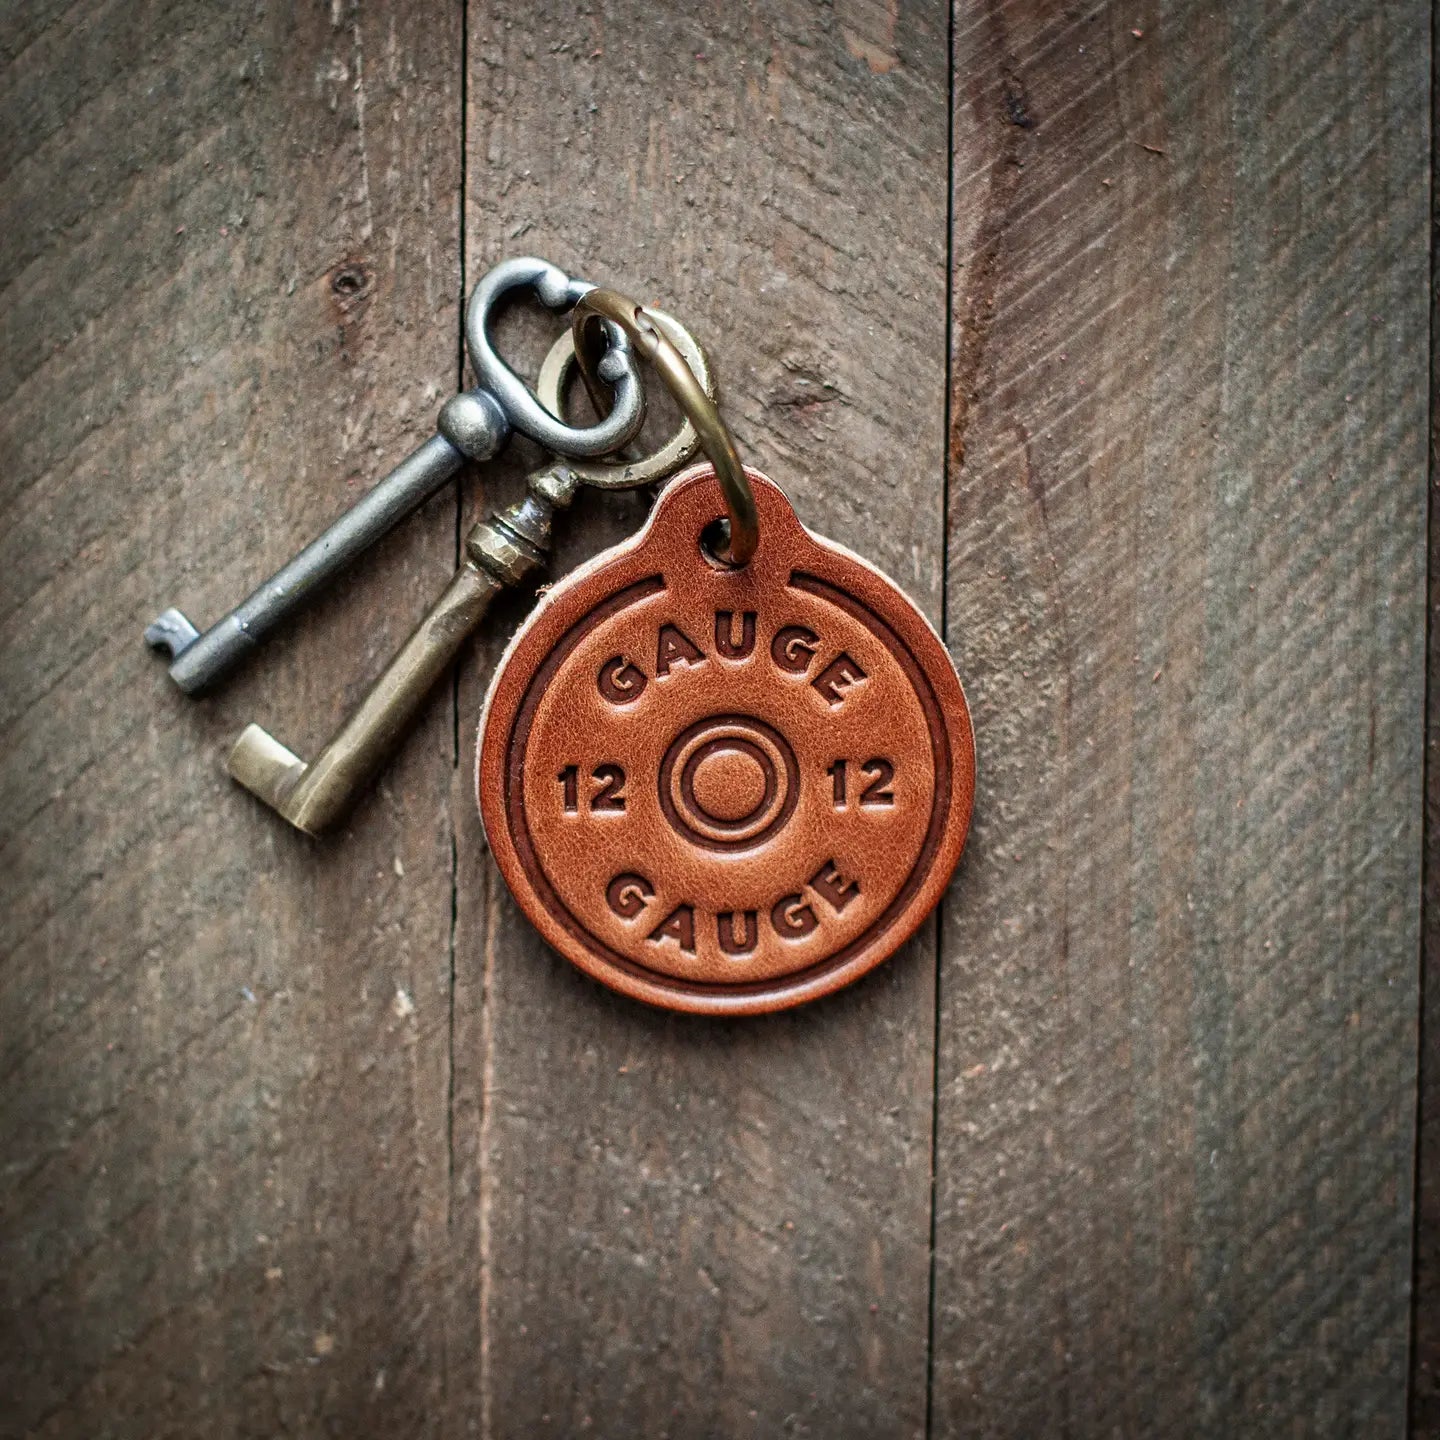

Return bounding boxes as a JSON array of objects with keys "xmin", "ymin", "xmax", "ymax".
[
  {"xmin": 477, "ymin": 466, "xmax": 977, "ymax": 1016},
  {"xmin": 690, "ymin": 745, "xmax": 766, "ymax": 821},
  {"xmin": 658, "ymin": 715, "xmax": 799, "ymax": 850}
]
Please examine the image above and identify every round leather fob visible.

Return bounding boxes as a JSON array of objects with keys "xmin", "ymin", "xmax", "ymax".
[{"xmin": 477, "ymin": 465, "xmax": 976, "ymax": 1015}]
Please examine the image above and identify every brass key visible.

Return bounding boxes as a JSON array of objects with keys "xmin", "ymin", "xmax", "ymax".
[{"xmin": 228, "ymin": 308, "xmax": 712, "ymax": 835}]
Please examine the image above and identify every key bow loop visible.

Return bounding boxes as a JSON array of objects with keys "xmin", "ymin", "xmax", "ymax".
[{"xmin": 465, "ymin": 257, "xmax": 644, "ymax": 457}]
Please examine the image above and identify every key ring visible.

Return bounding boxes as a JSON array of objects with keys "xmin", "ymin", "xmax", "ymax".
[
  {"xmin": 569, "ymin": 289, "xmax": 759, "ymax": 565},
  {"xmin": 535, "ymin": 307, "xmax": 715, "ymax": 489}
]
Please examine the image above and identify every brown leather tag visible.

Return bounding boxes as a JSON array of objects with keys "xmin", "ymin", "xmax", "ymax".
[{"xmin": 477, "ymin": 465, "xmax": 975, "ymax": 1015}]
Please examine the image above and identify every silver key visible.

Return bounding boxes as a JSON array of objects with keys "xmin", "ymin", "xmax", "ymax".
[{"xmin": 144, "ymin": 256, "xmax": 645, "ymax": 694}]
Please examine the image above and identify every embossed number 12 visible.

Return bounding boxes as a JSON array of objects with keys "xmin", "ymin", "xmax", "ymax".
[
  {"xmin": 827, "ymin": 758, "xmax": 895, "ymax": 810},
  {"xmin": 558, "ymin": 763, "xmax": 627, "ymax": 814}
]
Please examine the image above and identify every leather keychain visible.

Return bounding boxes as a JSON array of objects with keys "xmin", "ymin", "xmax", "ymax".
[{"xmin": 477, "ymin": 291, "xmax": 976, "ymax": 1015}]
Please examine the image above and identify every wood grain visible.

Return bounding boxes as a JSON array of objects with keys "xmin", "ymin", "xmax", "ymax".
[
  {"xmin": 1413, "ymin": 0, "xmax": 1440, "ymax": 1424},
  {"xmin": 452, "ymin": 2, "xmax": 951, "ymax": 1434},
  {"xmin": 936, "ymin": 3, "xmax": 1429, "ymax": 1435},
  {"xmin": 0, "ymin": 2, "xmax": 465, "ymax": 1433}
]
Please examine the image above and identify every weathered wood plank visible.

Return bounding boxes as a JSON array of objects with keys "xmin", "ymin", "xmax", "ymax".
[
  {"xmin": 451, "ymin": 2, "xmax": 951, "ymax": 1434},
  {"xmin": 0, "ymin": 2, "xmax": 464, "ymax": 1433},
  {"xmin": 935, "ymin": 3, "xmax": 1429, "ymax": 1435},
  {"xmin": 1413, "ymin": 8, "xmax": 1439, "ymax": 1425}
]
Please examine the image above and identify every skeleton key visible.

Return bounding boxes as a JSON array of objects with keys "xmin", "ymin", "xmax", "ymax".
[
  {"xmin": 144, "ymin": 256, "xmax": 645, "ymax": 694},
  {"xmin": 227, "ymin": 308, "xmax": 711, "ymax": 835}
]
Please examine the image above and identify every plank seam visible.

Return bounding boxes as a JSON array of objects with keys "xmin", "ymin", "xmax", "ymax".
[
  {"xmin": 446, "ymin": 0, "xmax": 470, "ymax": 1425},
  {"xmin": 926, "ymin": 2, "xmax": 960, "ymax": 1435}
]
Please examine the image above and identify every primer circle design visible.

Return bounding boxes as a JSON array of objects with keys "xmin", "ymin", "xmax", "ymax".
[{"xmin": 658, "ymin": 715, "xmax": 799, "ymax": 850}]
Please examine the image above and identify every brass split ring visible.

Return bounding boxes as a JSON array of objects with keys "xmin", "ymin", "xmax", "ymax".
[{"xmin": 570, "ymin": 289, "xmax": 759, "ymax": 566}]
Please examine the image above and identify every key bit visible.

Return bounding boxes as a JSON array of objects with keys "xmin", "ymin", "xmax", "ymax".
[{"xmin": 229, "ymin": 464, "xmax": 581, "ymax": 835}]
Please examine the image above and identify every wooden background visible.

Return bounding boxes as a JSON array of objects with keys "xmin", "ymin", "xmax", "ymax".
[{"xmin": 0, "ymin": 2, "xmax": 1430, "ymax": 1436}]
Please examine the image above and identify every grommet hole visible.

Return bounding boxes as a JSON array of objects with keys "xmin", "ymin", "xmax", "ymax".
[{"xmin": 700, "ymin": 518, "xmax": 743, "ymax": 570}]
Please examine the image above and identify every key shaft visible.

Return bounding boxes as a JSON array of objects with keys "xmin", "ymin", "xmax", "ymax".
[{"xmin": 147, "ymin": 432, "xmax": 474, "ymax": 693}]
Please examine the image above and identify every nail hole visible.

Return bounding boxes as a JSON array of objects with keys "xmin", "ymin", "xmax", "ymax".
[{"xmin": 329, "ymin": 263, "xmax": 371, "ymax": 301}]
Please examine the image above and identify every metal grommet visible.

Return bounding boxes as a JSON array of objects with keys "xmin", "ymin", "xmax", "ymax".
[
  {"xmin": 569, "ymin": 289, "xmax": 759, "ymax": 566},
  {"xmin": 535, "ymin": 308, "xmax": 715, "ymax": 490}
]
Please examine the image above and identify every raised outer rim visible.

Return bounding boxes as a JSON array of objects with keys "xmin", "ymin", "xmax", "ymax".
[{"xmin": 476, "ymin": 465, "xmax": 976, "ymax": 1016}]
